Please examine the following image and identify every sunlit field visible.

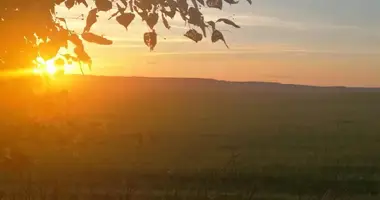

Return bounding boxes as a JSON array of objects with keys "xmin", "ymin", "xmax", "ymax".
[{"xmin": 1, "ymin": 75, "xmax": 380, "ymax": 199}]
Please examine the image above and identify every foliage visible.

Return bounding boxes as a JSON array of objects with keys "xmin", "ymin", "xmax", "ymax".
[{"xmin": 0, "ymin": 0, "xmax": 249, "ymax": 71}]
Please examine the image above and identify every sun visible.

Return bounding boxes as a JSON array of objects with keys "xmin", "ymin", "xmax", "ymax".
[
  {"xmin": 33, "ymin": 56, "xmax": 74, "ymax": 76},
  {"xmin": 45, "ymin": 59, "xmax": 58, "ymax": 75}
]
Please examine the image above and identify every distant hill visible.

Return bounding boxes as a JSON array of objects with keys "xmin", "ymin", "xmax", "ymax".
[
  {"xmin": 1, "ymin": 75, "xmax": 380, "ymax": 95},
  {"xmin": 64, "ymin": 75, "xmax": 380, "ymax": 93}
]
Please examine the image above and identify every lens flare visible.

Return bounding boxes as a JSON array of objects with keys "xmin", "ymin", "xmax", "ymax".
[
  {"xmin": 46, "ymin": 64, "xmax": 57, "ymax": 75},
  {"xmin": 33, "ymin": 57, "xmax": 59, "ymax": 76}
]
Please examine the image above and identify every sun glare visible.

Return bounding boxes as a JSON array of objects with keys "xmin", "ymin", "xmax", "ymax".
[
  {"xmin": 33, "ymin": 56, "xmax": 65, "ymax": 76},
  {"xmin": 46, "ymin": 63, "xmax": 57, "ymax": 75}
]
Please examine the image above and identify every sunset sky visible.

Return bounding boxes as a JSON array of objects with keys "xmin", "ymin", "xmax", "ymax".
[{"xmin": 56, "ymin": 0, "xmax": 380, "ymax": 87}]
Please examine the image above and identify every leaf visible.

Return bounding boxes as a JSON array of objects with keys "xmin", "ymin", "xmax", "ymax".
[
  {"xmin": 116, "ymin": 13, "xmax": 135, "ymax": 30},
  {"xmin": 76, "ymin": 0, "xmax": 89, "ymax": 7},
  {"xmin": 211, "ymin": 30, "xmax": 229, "ymax": 48},
  {"xmin": 161, "ymin": 13, "xmax": 171, "ymax": 29},
  {"xmin": 56, "ymin": 17, "xmax": 66, "ymax": 23},
  {"xmin": 146, "ymin": 13, "xmax": 159, "ymax": 29},
  {"xmin": 216, "ymin": 18, "xmax": 240, "ymax": 28},
  {"xmin": 161, "ymin": 7, "xmax": 176, "ymax": 19},
  {"xmin": 184, "ymin": 29, "xmax": 202, "ymax": 43},
  {"xmin": 191, "ymin": 0, "xmax": 199, "ymax": 9},
  {"xmin": 74, "ymin": 47, "xmax": 92, "ymax": 67},
  {"xmin": 129, "ymin": 0, "xmax": 134, "ymax": 12},
  {"xmin": 68, "ymin": 34, "xmax": 84, "ymax": 48},
  {"xmin": 61, "ymin": 54, "xmax": 74, "ymax": 61},
  {"xmin": 39, "ymin": 42, "xmax": 61, "ymax": 61},
  {"xmin": 108, "ymin": 3, "xmax": 126, "ymax": 20},
  {"xmin": 117, "ymin": 3, "xmax": 126, "ymax": 13},
  {"xmin": 65, "ymin": 0, "xmax": 75, "ymax": 9},
  {"xmin": 135, "ymin": 0, "xmax": 153, "ymax": 11},
  {"xmin": 82, "ymin": 32, "xmax": 113, "ymax": 45},
  {"xmin": 55, "ymin": 0, "xmax": 66, "ymax": 5},
  {"xmin": 144, "ymin": 31, "xmax": 157, "ymax": 51},
  {"xmin": 167, "ymin": 0, "xmax": 178, "ymax": 8},
  {"xmin": 246, "ymin": 0, "xmax": 251, "ymax": 4},
  {"xmin": 84, "ymin": 8, "xmax": 98, "ymax": 33},
  {"xmin": 197, "ymin": 0, "xmax": 205, "ymax": 6},
  {"xmin": 206, "ymin": 0, "xmax": 222, "ymax": 9},
  {"xmin": 134, "ymin": 6, "xmax": 148, "ymax": 21},
  {"xmin": 109, "ymin": 12, "xmax": 120, "ymax": 20},
  {"xmin": 120, "ymin": 0, "xmax": 129, "ymax": 7},
  {"xmin": 95, "ymin": 0, "xmax": 113, "ymax": 12},
  {"xmin": 223, "ymin": 0, "xmax": 239, "ymax": 5},
  {"xmin": 188, "ymin": 7, "xmax": 206, "ymax": 36},
  {"xmin": 177, "ymin": 0, "xmax": 188, "ymax": 12},
  {"xmin": 188, "ymin": 7, "xmax": 202, "ymax": 25},
  {"xmin": 54, "ymin": 58, "xmax": 65, "ymax": 66},
  {"xmin": 179, "ymin": 10, "xmax": 188, "ymax": 21},
  {"xmin": 207, "ymin": 21, "xmax": 216, "ymax": 31}
]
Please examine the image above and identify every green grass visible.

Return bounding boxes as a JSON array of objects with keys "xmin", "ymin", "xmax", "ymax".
[{"xmin": 1, "ymin": 76, "xmax": 380, "ymax": 199}]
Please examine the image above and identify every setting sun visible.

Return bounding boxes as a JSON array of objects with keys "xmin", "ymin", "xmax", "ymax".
[
  {"xmin": 33, "ymin": 56, "xmax": 76, "ymax": 76},
  {"xmin": 45, "ymin": 59, "xmax": 58, "ymax": 75}
]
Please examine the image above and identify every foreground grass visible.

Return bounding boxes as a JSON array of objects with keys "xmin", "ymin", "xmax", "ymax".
[{"xmin": 1, "ymin": 76, "xmax": 380, "ymax": 199}]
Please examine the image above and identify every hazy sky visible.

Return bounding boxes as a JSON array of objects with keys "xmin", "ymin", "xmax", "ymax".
[{"xmin": 56, "ymin": 0, "xmax": 380, "ymax": 87}]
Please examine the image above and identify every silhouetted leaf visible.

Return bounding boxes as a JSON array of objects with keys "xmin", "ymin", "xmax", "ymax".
[
  {"xmin": 135, "ymin": 0, "xmax": 153, "ymax": 11},
  {"xmin": 207, "ymin": 21, "xmax": 216, "ymax": 31},
  {"xmin": 188, "ymin": 7, "xmax": 206, "ymax": 36},
  {"xmin": 197, "ymin": 0, "xmax": 205, "ymax": 5},
  {"xmin": 246, "ymin": 0, "xmax": 252, "ymax": 4},
  {"xmin": 55, "ymin": 0, "xmax": 66, "ymax": 5},
  {"xmin": 146, "ymin": 12, "xmax": 159, "ymax": 29},
  {"xmin": 76, "ymin": 0, "xmax": 89, "ymax": 7},
  {"xmin": 65, "ymin": 0, "xmax": 75, "ymax": 9},
  {"xmin": 39, "ymin": 42, "xmax": 61, "ymax": 61},
  {"xmin": 54, "ymin": 58, "xmax": 65, "ymax": 66},
  {"xmin": 216, "ymin": 18, "xmax": 240, "ymax": 28},
  {"xmin": 134, "ymin": 6, "xmax": 148, "ymax": 20},
  {"xmin": 191, "ymin": 0, "xmax": 199, "ymax": 9},
  {"xmin": 206, "ymin": 0, "xmax": 222, "ymax": 9},
  {"xmin": 144, "ymin": 31, "xmax": 157, "ymax": 51},
  {"xmin": 188, "ymin": 7, "xmax": 202, "ymax": 25},
  {"xmin": 56, "ymin": 17, "xmax": 66, "ymax": 23},
  {"xmin": 116, "ymin": 13, "xmax": 135, "ymax": 30},
  {"xmin": 120, "ymin": 0, "xmax": 129, "ymax": 7},
  {"xmin": 161, "ymin": 13, "xmax": 171, "ymax": 29},
  {"xmin": 177, "ymin": 0, "xmax": 188, "ymax": 12},
  {"xmin": 82, "ymin": 32, "xmax": 113, "ymax": 45},
  {"xmin": 161, "ymin": 7, "xmax": 176, "ymax": 19},
  {"xmin": 61, "ymin": 54, "xmax": 74, "ymax": 61},
  {"xmin": 223, "ymin": 0, "xmax": 239, "ymax": 5},
  {"xmin": 68, "ymin": 34, "xmax": 84, "ymax": 48},
  {"xmin": 117, "ymin": 3, "xmax": 126, "ymax": 13},
  {"xmin": 129, "ymin": 0, "xmax": 134, "ymax": 12},
  {"xmin": 179, "ymin": 10, "xmax": 188, "ymax": 21},
  {"xmin": 167, "ymin": 0, "xmax": 178, "ymax": 8},
  {"xmin": 184, "ymin": 29, "xmax": 202, "ymax": 43},
  {"xmin": 95, "ymin": 0, "xmax": 113, "ymax": 12},
  {"xmin": 109, "ymin": 3, "xmax": 126, "ymax": 20},
  {"xmin": 211, "ymin": 30, "xmax": 229, "ymax": 48},
  {"xmin": 84, "ymin": 8, "xmax": 98, "ymax": 33},
  {"xmin": 109, "ymin": 12, "xmax": 120, "ymax": 20},
  {"xmin": 74, "ymin": 47, "xmax": 92, "ymax": 69}
]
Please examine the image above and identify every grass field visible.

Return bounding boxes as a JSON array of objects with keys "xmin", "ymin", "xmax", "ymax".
[{"xmin": 1, "ymin": 76, "xmax": 380, "ymax": 199}]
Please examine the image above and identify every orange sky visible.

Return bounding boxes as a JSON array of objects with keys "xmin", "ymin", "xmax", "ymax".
[{"xmin": 56, "ymin": 1, "xmax": 380, "ymax": 87}]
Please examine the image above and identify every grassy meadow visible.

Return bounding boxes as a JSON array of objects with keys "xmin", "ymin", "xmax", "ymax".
[{"xmin": 1, "ymin": 76, "xmax": 380, "ymax": 199}]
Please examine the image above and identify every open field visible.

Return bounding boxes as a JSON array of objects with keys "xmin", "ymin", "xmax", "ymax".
[{"xmin": 1, "ymin": 76, "xmax": 380, "ymax": 199}]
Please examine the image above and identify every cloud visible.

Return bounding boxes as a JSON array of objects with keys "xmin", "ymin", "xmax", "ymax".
[
  {"xmin": 140, "ymin": 44, "xmax": 310, "ymax": 56},
  {"xmin": 230, "ymin": 14, "xmax": 361, "ymax": 31}
]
